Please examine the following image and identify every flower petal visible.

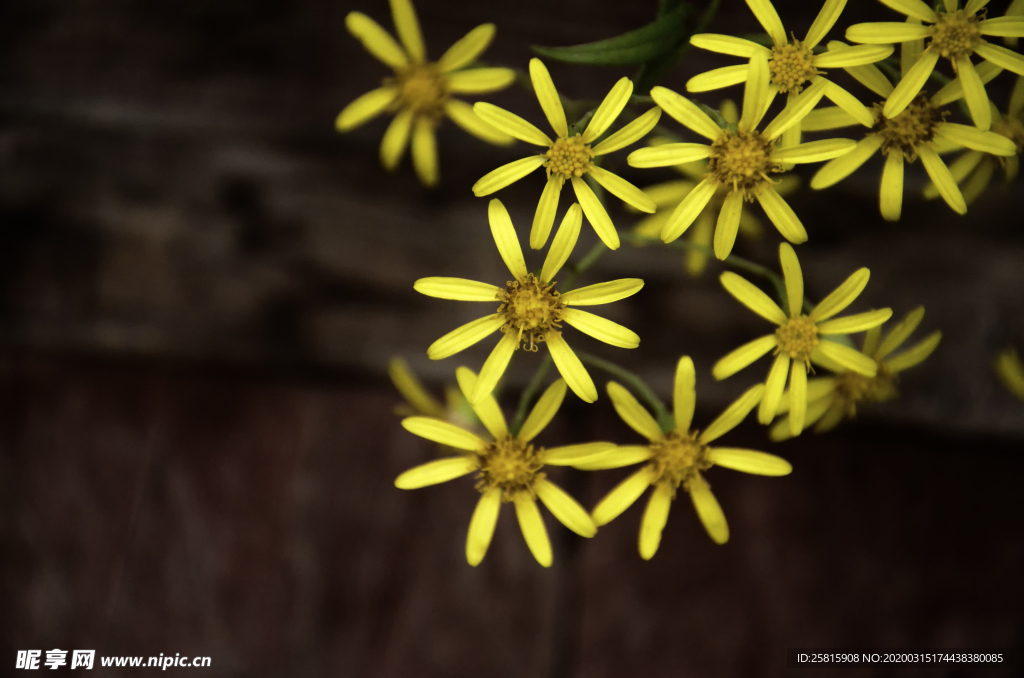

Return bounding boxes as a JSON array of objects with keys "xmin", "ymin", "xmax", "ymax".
[
  {"xmin": 571, "ymin": 176, "xmax": 620, "ymax": 249},
  {"xmin": 444, "ymin": 99, "xmax": 514, "ymax": 145},
  {"xmin": 395, "ymin": 455, "xmax": 479, "ymax": 489},
  {"xmin": 345, "ymin": 12, "xmax": 408, "ymax": 68},
  {"xmin": 488, "ymin": 199, "xmax": 528, "ymax": 279},
  {"xmin": 788, "ymin": 360, "xmax": 807, "ymax": 435},
  {"xmin": 700, "ymin": 383, "xmax": 765, "ymax": 443},
  {"xmin": 880, "ymin": 0, "xmax": 937, "ymax": 22},
  {"xmin": 689, "ymin": 473, "xmax": 729, "ymax": 544},
  {"xmin": 801, "ymin": 106, "xmax": 860, "ymax": 131},
  {"xmin": 934, "ymin": 122, "xmax": 1019, "ymax": 155},
  {"xmin": 686, "ymin": 64, "xmax": 750, "ymax": 93},
  {"xmin": 627, "ymin": 143, "xmax": 712, "ymax": 168},
  {"xmin": 583, "ymin": 77, "xmax": 634, "ymax": 143},
  {"xmin": 529, "ymin": 58, "xmax": 568, "ymax": 138},
  {"xmin": 389, "ymin": 0, "xmax": 425, "ymax": 62},
  {"xmin": 876, "ymin": 306, "xmax": 924, "ymax": 359},
  {"xmin": 592, "ymin": 467, "xmax": 656, "ymax": 526},
  {"xmin": 713, "ymin": 189, "xmax": 744, "ymax": 260},
  {"xmin": 543, "ymin": 442, "xmax": 617, "ymax": 465},
  {"xmin": 741, "ymin": 52, "xmax": 771, "ymax": 132},
  {"xmin": 883, "ymin": 49, "xmax": 940, "ymax": 119},
  {"xmin": 814, "ymin": 43, "xmax": 894, "ymax": 68},
  {"xmin": 563, "ymin": 309, "xmax": 640, "ymax": 349},
  {"xmin": 810, "ymin": 135, "xmax": 882, "ymax": 189},
  {"xmin": 447, "ymin": 68, "xmax": 518, "ymax": 94},
  {"xmin": 639, "ymin": 482, "xmax": 674, "ymax": 560},
  {"xmin": 974, "ymin": 42, "xmax": 1024, "ymax": 77},
  {"xmin": 561, "ymin": 279, "xmax": 645, "ymax": 306},
  {"xmin": 572, "ymin": 445, "xmax": 653, "ymax": 470},
  {"xmin": 535, "ymin": 479, "xmax": 597, "ymax": 538},
  {"xmin": 589, "ymin": 166, "xmax": 656, "ymax": 213},
  {"xmin": 546, "ymin": 332, "xmax": 597, "ymax": 403},
  {"xmin": 650, "ymin": 87, "xmax": 723, "ymax": 140},
  {"xmin": 812, "ymin": 340, "xmax": 879, "ymax": 375},
  {"xmin": 755, "ymin": 186, "xmax": 808, "ymax": 244},
  {"xmin": 758, "ymin": 353, "xmax": 791, "ymax": 424},
  {"xmin": 466, "ymin": 488, "xmax": 501, "ymax": 566},
  {"xmin": 955, "ymin": 56, "xmax": 992, "ymax": 130},
  {"xmin": 607, "ymin": 381, "xmax": 663, "ymax": 441},
  {"xmin": 472, "ymin": 155, "xmax": 546, "ymax": 196},
  {"xmin": 673, "ymin": 356, "xmax": 697, "ymax": 433},
  {"xmin": 747, "ymin": 0, "xmax": 787, "ymax": 44},
  {"xmin": 845, "ymin": 21, "xmax": 931, "ymax": 44},
  {"xmin": 401, "ymin": 416, "xmax": 486, "ymax": 451},
  {"xmin": 513, "ymin": 493, "xmax": 553, "ymax": 567},
  {"xmin": 439, "ymin": 24, "xmax": 496, "ymax": 72},
  {"xmin": 337, "ymin": 88, "xmax": 398, "ymax": 131},
  {"xmin": 773, "ymin": 138, "xmax": 858, "ymax": 164},
  {"xmin": 805, "ymin": 0, "xmax": 851, "ymax": 48},
  {"xmin": 712, "ymin": 335, "xmax": 779, "ymax": 380},
  {"xmin": 707, "ymin": 447, "xmax": 793, "ymax": 475},
  {"xmin": 414, "ymin": 277, "xmax": 501, "ymax": 301},
  {"xmin": 662, "ymin": 177, "xmax": 718, "ymax": 242},
  {"xmin": 885, "ymin": 331, "xmax": 942, "ymax": 372},
  {"xmin": 816, "ymin": 308, "xmax": 893, "ymax": 334},
  {"xmin": 918, "ymin": 146, "xmax": 967, "ymax": 215},
  {"xmin": 473, "ymin": 103, "xmax": 552, "ymax": 146},
  {"xmin": 690, "ymin": 33, "xmax": 772, "ymax": 57},
  {"xmin": 592, "ymin": 107, "xmax": 663, "ymax": 155},
  {"xmin": 472, "ymin": 332, "xmax": 517, "ymax": 404},
  {"xmin": 810, "ymin": 268, "xmax": 870, "ymax": 321},
  {"xmin": 530, "ymin": 178, "xmax": 563, "ymax": 250},
  {"xmin": 411, "ymin": 119, "xmax": 439, "ymax": 186},
  {"xmin": 541, "ymin": 203, "xmax": 582, "ymax": 282},
  {"xmin": 979, "ymin": 16, "xmax": 1024, "ymax": 37},
  {"xmin": 389, "ymin": 357, "xmax": 444, "ymax": 416},
  {"xmin": 763, "ymin": 78, "xmax": 828, "ymax": 140},
  {"xmin": 879, "ymin": 151, "xmax": 904, "ymax": 221},
  {"xmin": 518, "ymin": 379, "xmax": 567, "ymax": 442},
  {"xmin": 427, "ymin": 314, "xmax": 506, "ymax": 360},
  {"xmin": 930, "ymin": 60, "xmax": 1002, "ymax": 106},
  {"xmin": 380, "ymin": 108, "xmax": 414, "ymax": 170},
  {"xmin": 720, "ymin": 271, "xmax": 788, "ymax": 325},
  {"xmin": 822, "ymin": 80, "xmax": 876, "ymax": 127},
  {"xmin": 455, "ymin": 367, "xmax": 508, "ymax": 438}
]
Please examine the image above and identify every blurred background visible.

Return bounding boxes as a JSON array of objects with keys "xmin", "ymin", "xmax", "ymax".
[{"xmin": 1, "ymin": 0, "xmax": 1023, "ymax": 675}]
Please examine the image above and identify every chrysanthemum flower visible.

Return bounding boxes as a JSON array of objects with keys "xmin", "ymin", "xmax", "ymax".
[
  {"xmin": 809, "ymin": 41, "xmax": 1018, "ymax": 220},
  {"xmin": 687, "ymin": 0, "xmax": 892, "ymax": 135},
  {"xmin": 471, "ymin": 59, "xmax": 661, "ymax": 250},
  {"xmin": 395, "ymin": 370, "xmax": 612, "ymax": 567},
  {"xmin": 337, "ymin": 0, "xmax": 516, "ymax": 186},
  {"xmin": 994, "ymin": 347, "xmax": 1024, "ymax": 401},
  {"xmin": 713, "ymin": 243, "xmax": 893, "ymax": 437},
  {"xmin": 416, "ymin": 199, "xmax": 643, "ymax": 404},
  {"xmin": 581, "ymin": 357, "xmax": 790, "ymax": 558},
  {"xmin": 846, "ymin": 0, "xmax": 1024, "ymax": 130},
  {"xmin": 769, "ymin": 306, "xmax": 942, "ymax": 439},
  {"xmin": 627, "ymin": 53, "xmax": 855, "ymax": 259}
]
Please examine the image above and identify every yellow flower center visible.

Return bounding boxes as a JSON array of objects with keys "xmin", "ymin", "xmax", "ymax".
[
  {"xmin": 769, "ymin": 39, "xmax": 819, "ymax": 94},
  {"xmin": 390, "ymin": 64, "xmax": 448, "ymax": 117},
  {"xmin": 646, "ymin": 430, "xmax": 711, "ymax": 494},
  {"xmin": 872, "ymin": 95, "xmax": 946, "ymax": 160},
  {"xmin": 474, "ymin": 435, "xmax": 544, "ymax": 501},
  {"xmin": 497, "ymin": 273, "xmax": 565, "ymax": 351},
  {"xmin": 833, "ymin": 364, "xmax": 897, "ymax": 418},
  {"xmin": 928, "ymin": 9, "xmax": 983, "ymax": 60},
  {"xmin": 993, "ymin": 115, "xmax": 1024, "ymax": 154},
  {"xmin": 776, "ymin": 315, "xmax": 819, "ymax": 365},
  {"xmin": 544, "ymin": 135, "xmax": 595, "ymax": 182},
  {"xmin": 707, "ymin": 129, "xmax": 781, "ymax": 197}
]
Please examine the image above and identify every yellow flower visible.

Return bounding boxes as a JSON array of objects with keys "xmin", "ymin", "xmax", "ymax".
[
  {"xmin": 688, "ymin": 0, "xmax": 891, "ymax": 135},
  {"xmin": 769, "ymin": 306, "xmax": 942, "ymax": 439},
  {"xmin": 809, "ymin": 40, "xmax": 1017, "ymax": 220},
  {"xmin": 628, "ymin": 53, "xmax": 856, "ymax": 259},
  {"xmin": 388, "ymin": 357, "xmax": 481, "ymax": 444},
  {"xmin": 713, "ymin": 243, "xmax": 893, "ymax": 437},
  {"xmin": 583, "ymin": 358, "xmax": 791, "ymax": 558},
  {"xmin": 846, "ymin": 0, "xmax": 1024, "ymax": 130},
  {"xmin": 395, "ymin": 370, "xmax": 611, "ymax": 567},
  {"xmin": 415, "ymin": 199, "xmax": 643, "ymax": 404},
  {"xmin": 471, "ymin": 58, "xmax": 662, "ymax": 250},
  {"xmin": 337, "ymin": 0, "xmax": 516, "ymax": 186},
  {"xmin": 994, "ymin": 347, "xmax": 1024, "ymax": 400}
]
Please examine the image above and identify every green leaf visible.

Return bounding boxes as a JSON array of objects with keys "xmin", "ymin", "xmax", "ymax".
[
  {"xmin": 634, "ymin": 0, "xmax": 721, "ymax": 92},
  {"xmin": 530, "ymin": 4, "xmax": 692, "ymax": 67}
]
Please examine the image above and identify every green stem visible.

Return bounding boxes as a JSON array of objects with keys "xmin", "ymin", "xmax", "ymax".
[
  {"xmin": 576, "ymin": 351, "xmax": 674, "ymax": 432},
  {"xmin": 509, "ymin": 354, "xmax": 553, "ymax": 436},
  {"xmin": 559, "ymin": 241, "xmax": 607, "ymax": 292}
]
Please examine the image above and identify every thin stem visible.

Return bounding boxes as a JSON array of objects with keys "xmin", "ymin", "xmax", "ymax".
[
  {"xmin": 510, "ymin": 354, "xmax": 553, "ymax": 436},
  {"xmin": 576, "ymin": 351, "xmax": 674, "ymax": 432}
]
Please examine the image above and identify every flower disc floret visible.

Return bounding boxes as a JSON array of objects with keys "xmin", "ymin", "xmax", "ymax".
[
  {"xmin": 646, "ymin": 430, "xmax": 711, "ymax": 493},
  {"xmin": 474, "ymin": 436, "xmax": 545, "ymax": 501},
  {"xmin": 391, "ymin": 64, "xmax": 448, "ymax": 117},
  {"xmin": 775, "ymin": 315, "xmax": 820, "ymax": 365},
  {"xmin": 707, "ymin": 129, "xmax": 781, "ymax": 195},
  {"xmin": 929, "ymin": 9, "xmax": 984, "ymax": 60},
  {"xmin": 497, "ymin": 273, "xmax": 565, "ymax": 351},
  {"xmin": 769, "ymin": 39, "xmax": 820, "ymax": 93},
  {"xmin": 545, "ymin": 135, "xmax": 595, "ymax": 181},
  {"xmin": 873, "ymin": 95, "xmax": 945, "ymax": 159}
]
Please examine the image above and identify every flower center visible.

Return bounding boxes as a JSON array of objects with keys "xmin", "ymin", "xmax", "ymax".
[
  {"xmin": 834, "ymin": 365, "xmax": 897, "ymax": 417},
  {"xmin": 497, "ymin": 273, "xmax": 565, "ymax": 351},
  {"xmin": 474, "ymin": 435, "xmax": 545, "ymax": 501},
  {"xmin": 707, "ymin": 129, "xmax": 781, "ymax": 196},
  {"xmin": 993, "ymin": 115, "xmax": 1024, "ymax": 154},
  {"xmin": 776, "ymin": 315, "xmax": 819, "ymax": 365},
  {"xmin": 390, "ymin": 64, "xmax": 448, "ymax": 117},
  {"xmin": 544, "ymin": 135, "xmax": 594, "ymax": 182},
  {"xmin": 872, "ymin": 94, "xmax": 946, "ymax": 159},
  {"xmin": 769, "ymin": 39, "xmax": 819, "ymax": 94},
  {"xmin": 647, "ymin": 430, "xmax": 711, "ymax": 493},
  {"xmin": 929, "ymin": 9, "xmax": 983, "ymax": 60}
]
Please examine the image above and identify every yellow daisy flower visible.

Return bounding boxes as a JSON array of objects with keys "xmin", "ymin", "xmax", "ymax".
[
  {"xmin": 627, "ymin": 53, "xmax": 856, "ymax": 259},
  {"xmin": 583, "ymin": 358, "xmax": 791, "ymax": 558},
  {"xmin": 713, "ymin": 243, "xmax": 893, "ymax": 437},
  {"xmin": 471, "ymin": 58, "xmax": 662, "ymax": 250},
  {"xmin": 337, "ymin": 0, "xmax": 516, "ymax": 186},
  {"xmin": 769, "ymin": 306, "xmax": 942, "ymax": 439},
  {"xmin": 687, "ymin": 0, "xmax": 892, "ymax": 134},
  {"xmin": 994, "ymin": 347, "xmax": 1024, "ymax": 400},
  {"xmin": 809, "ymin": 40, "xmax": 1017, "ymax": 220},
  {"xmin": 846, "ymin": 0, "xmax": 1024, "ymax": 131},
  {"xmin": 395, "ymin": 370, "xmax": 611, "ymax": 567},
  {"xmin": 415, "ymin": 199, "xmax": 643, "ymax": 404}
]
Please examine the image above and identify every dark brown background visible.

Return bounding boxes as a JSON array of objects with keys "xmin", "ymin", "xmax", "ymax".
[{"xmin": 1, "ymin": 0, "xmax": 1022, "ymax": 676}]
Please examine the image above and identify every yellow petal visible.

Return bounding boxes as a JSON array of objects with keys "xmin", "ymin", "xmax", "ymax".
[
  {"xmin": 885, "ymin": 331, "xmax": 942, "ymax": 372},
  {"xmin": 763, "ymin": 78, "xmax": 828, "ymax": 140},
  {"xmin": 720, "ymin": 271, "xmax": 788, "ymax": 325},
  {"xmin": 881, "ymin": 0, "xmax": 937, "ymax": 22},
  {"xmin": 561, "ymin": 279, "xmax": 644, "ymax": 306},
  {"xmin": 472, "ymin": 332, "xmax": 517, "ymax": 404},
  {"xmin": 813, "ymin": 44, "xmax": 894, "ymax": 68},
  {"xmin": 770, "ymin": 395, "xmax": 834, "ymax": 441},
  {"xmin": 740, "ymin": 52, "xmax": 771, "ymax": 132},
  {"xmin": 822, "ymin": 80, "xmax": 876, "ymax": 127},
  {"xmin": 472, "ymin": 155, "xmax": 546, "ymax": 196},
  {"xmin": 700, "ymin": 383, "xmax": 765, "ymax": 443},
  {"xmin": 689, "ymin": 473, "xmax": 729, "ymax": 544},
  {"xmin": 974, "ymin": 43, "xmax": 1024, "ymax": 77},
  {"xmin": 747, "ymin": 0, "xmax": 787, "ymax": 44},
  {"xmin": 530, "ymin": 178, "xmax": 562, "ymax": 251},
  {"xmin": 583, "ymin": 77, "xmax": 634, "ymax": 143},
  {"xmin": 689, "ymin": 33, "xmax": 771, "ymax": 57},
  {"xmin": 810, "ymin": 135, "xmax": 882, "ymax": 189},
  {"xmin": 592, "ymin": 467, "xmax": 656, "ymax": 526},
  {"xmin": 777, "ymin": 375, "xmax": 838, "ymax": 414},
  {"xmin": 411, "ymin": 119, "xmax": 439, "ymax": 186},
  {"xmin": 883, "ymin": 49, "xmax": 940, "ymax": 118},
  {"xmin": 931, "ymin": 60, "xmax": 1003, "ymax": 106},
  {"xmin": 546, "ymin": 332, "xmax": 597, "ymax": 403},
  {"xmin": 589, "ymin": 166, "xmax": 656, "ymax": 213},
  {"xmin": 427, "ymin": 314, "xmax": 505, "ymax": 360},
  {"xmin": 650, "ymin": 87, "xmax": 723, "ymax": 140},
  {"xmin": 414, "ymin": 277, "xmax": 501, "ymax": 301},
  {"xmin": 712, "ymin": 335, "xmax": 779, "ymax": 380},
  {"xmin": 639, "ymin": 482, "xmax": 674, "ymax": 560},
  {"xmin": 810, "ymin": 268, "xmax": 870, "ymax": 321},
  {"xmin": 447, "ymin": 68, "xmax": 518, "ymax": 94},
  {"xmin": 758, "ymin": 353, "xmax": 791, "ymax": 424},
  {"xmin": 345, "ymin": 12, "xmax": 408, "ymax": 68},
  {"xmin": 812, "ymin": 340, "xmax": 879, "ymax": 375},
  {"xmin": 455, "ymin": 367, "xmax": 508, "ymax": 439},
  {"xmin": 714, "ymin": 189, "xmax": 744, "ymax": 260},
  {"xmin": 518, "ymin": 379, "xmax": 567, "ymax": 442},
  {"xmin": 816, "ymin": 308, "xmax": 893, "ymax": 334},
  {"xmin": 439, "ymin": 24, "xmax": 496, "ymax": 72},
  {"xmin": 788, "ymin": 360, "xmax": 807, "ymax": 436},
  {"xmin": 801, "ymin": 106, "xmax": 861, "ymax": 132},
  {"xmin": 466, "ymin": 488, "xmax": 502, "ymax": 566},
  {"xmin": 487, "ymin": 199, "xmax": 528, "ymax": 279},
  {"xmin": 637, "ymin": 180, "xmax": 696, "ymax": 208},
  {"xmin": 995, "ymin": 348, "xmax": 1024, "ymax": 399},
  {"xmin": 513, "ymin": 493, "xmax": 552, "ymax": 567},
  {"xmin": 978, "ymin": 16, "xmax": 1024, "ymax": 37},
  {"xmin": 607, "ymin": 381, "xmax": 663, "ymax": 441},
  {"xmin": 591, "ymin": 107, "xmax": 662, "ymax": 155},
  {"xmin": 627, "ymin": 143, "xmax": 712, "ymax": 168},
  {"xmin": 388, "ymin": 357, "xmax": 444, "ymax": 416},
  {"xmin": 529, "ymin": 58, "xmax": 568, "ymax": 138},
  {"xmin": 774, "ymin": 243, "xmax": 803, "ymax": 320},
  {"xmin": 956, "ymin": 56, "xmax": 992, "ymax": 130},
  {"xmin": 572, "ymin": 445, "xmax": 653, "ymax": 470},
  {"xmin": 686, "ymin": 64, "xmax": 750, "ymax": 93},
  {"xmin": 876, "ymin": 306, "xmax": 925, "ymax": 359},
  {"xmin": 661, "ymin": 177, "xmax": 718, "ymax": 242},
  {"xmin": 472, "ymin": 102, "xmax": 552, "ymax": 146},
  {"xmin": 337, "ymin": 87, "xmax": 398, "ymax": 131},
  {"xmin": 543, "ymin": 442, "xmax": 617, "ymax": 465},
  {"xmin": 805, "ymin": 0, "xmax": 851, "ymax": 48},
  {"xmin": 673, "ymin": 356, "xmax": 697, "ymax": 433},
  {"xmin": 844, "ymin": 61, "xmax": 895, "ymax": 97},
  {"xmin": 541, "ymin": 203, "xmax": 582, "ymax": 282},
  {"xmin": 389, "ymin": 0, "xmax": 425, "ymax": 62},
  {"xmin": 755, "ymin": 186, "xmax": 808, "ymax": 244},
  {"xmin": 773, "ymin": 138, "xmax": 858, "ymax": 164},
  {"xmin": 571, "ymin": 176, "xmax": 620, "ymax": 249},
  {"xmin": 845, "ymin": 21, "xmax": 931, "ymax": 44},
  {"xmin": 918, "ymin": 146, "xmax": 967, "ymax": 214},
  {"xmin": 401, "ymin": 416, "xmax": 486, "ymax": 450},
  {"xmin": 380, "ymin": 108, "xmax": 414, "ymax": 170},
  {"xmin": 395, "ymin": 455, "xmax": 478, "ymax": 489},
  {"xmin": 707, "ymin": 447, "xmax": 793, "ymax": 475},
  {"xmin": 563, "ymin": 309, "xmax": 640, "ymax": 349},
  {"xmin": 535, "ymin": 479, "xmax": 597, "ymax": 538},
  {"xmin": 934, "ymin": 122, "xmax": 1019, "ymax": 155},
  {"xmin": 444, "ymin": 99, "xmax": 514, "ymax": 145},
  {"xmin": 879, "ymin": 151, "xmax": 905, "ymax": 221}
]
